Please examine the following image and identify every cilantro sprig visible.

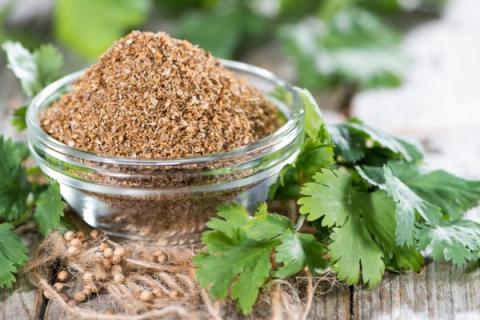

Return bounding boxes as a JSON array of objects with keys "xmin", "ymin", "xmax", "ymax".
[
  {"xmin": 196, "ymin": 88, "xmax": 480, "ymax": 315},
  {"xmin": 0, "ymin": 136, "xmax": 65, "ymax": 288},
  {"xmin": 0, "ymin": 42, "xmax": 66, "ymax": 288},
  {"xmin": 194, "ymin": 203, "xmax": 326, "ymax": 314}
]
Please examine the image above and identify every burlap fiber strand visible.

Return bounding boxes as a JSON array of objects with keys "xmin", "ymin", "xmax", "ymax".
[{"xmin": 23, "ymin": 231, "xmax": 340, "ymax": 320}]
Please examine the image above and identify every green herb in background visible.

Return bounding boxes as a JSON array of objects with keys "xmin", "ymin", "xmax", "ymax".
[
  {"xmin": 280, "ymin": 7, "xmax": 406, "ymax": 89},
  {"xmin": 0, "ymin": 42, "xmax": 66, "ymax": 288},
  {"xmin": 358, "ymin": 0, "xmax": 448, "ymax": 14},
  {"xmin": 176, "ymin": 1, "xmax": 269, "ymax": 58},
  {"xmin": 54, "ymin": 0, "xmax": 151, "ymax": 59},
  {"xmin": 2, "ymin": 41, "xmax": 64, "ymax": 131},
  {"xmin": 47, "ymin": 0, "xmax": 448, "ymax": 91},
  {"xmin": 195, "ymin": 89, "xmax": 480, "ymax": 315},
  {"xmin": 0, "ymin": 3, "xmax": 43, "ymax": 49}
]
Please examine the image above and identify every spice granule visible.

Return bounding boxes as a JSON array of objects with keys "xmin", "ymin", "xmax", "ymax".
[{"xmin": 41, "ymin": 31, "xmax": 281, "ymax": 159}]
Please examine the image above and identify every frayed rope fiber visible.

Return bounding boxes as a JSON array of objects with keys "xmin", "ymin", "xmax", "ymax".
[{"xmin": 24, "ymin": 231, "xmax": 337, "ymax": 319}]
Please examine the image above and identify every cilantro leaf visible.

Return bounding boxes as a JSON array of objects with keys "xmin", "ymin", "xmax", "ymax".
[
  {"xmin": 357, "ymin": 165, "xmax": 442, "ymax": 246},
  {"xmin": 33, "ymin": 45, "xmax": 64, "ymax": 89},
  {"xmin": 177, "ymin": 2, "xmax": 267, "ymax": 58},
  {"xmin": 0, "ymin": 136, "xmax": 31, "ymax": 221},
  {"xmin": 2, "ymin": 41, "xmax": 38, "ymax": 96},
  {"xmin": 194, "ymin": 240, "xmax": 277, "ymax": 315},
  {"xmin": 245, "ymin": 203, "xmax": 292, "ymax": 241},
  {"xmin": 299, "ymin": 169, "xmax": 352, "ymax": 225},
  {"xmin": 11, "ymin": 106, "xmax": 28, "ymax": 132},
  {"xmin": 298, "ymin": 169, "xmax": 385, "ymax": 287},
  {"xmin": 296, "ymin": 87, "xmax": 331, "ymax": 142},
  {"xmin": 416, "ymin": 220, "xmax": 480, "ymax": 266},
  {"xmin": 55, "ymin": 0, "xmax": 151, "ymax": 58},
  {"xmin": 275, "ymin": 231, "xmax": 326, "ymax": 278},
  {"xmin": 361, "ymin": 191, "xmax": 424, "ymax": 271},
  {"xmin": 2, "ymin": 42, "xmax": 65, "ymax": 97},
  {"xmin": 329, "ymin": 119, "xmax": 424, "ymax": 164},
  {"xmin": 280, "ymin": 8, "xmax": 405, "ymax": 89},
  {"xmin": 385, "ymin": 162, "xmax": 480, "ymax": 220},
  {"xmin": 196, "ymin": 203, "xmax": 326, "ymax": 314},
  {"xmin": 205, "ymin": 203, "xmax": 250, "ymax": 240},
  {"xmin": 346, "ymin": 120, "xmax": 423, "ymax": 162},
  {"xmin": 269, "ymin": 88, "xmax": 335, "ymax": 200},
  {"xmin": 0, "ymin": 223, "xmax": 28, "ymax": 288},
  {"xmin": 33, "ymin": 181, "xmax": 64, "ymax": 236},
  {"xmin": 195, "ymin": 203, "xmax": 281, "ymax": 314},
  {"xmin": 328, "ymin": 123, "xmax": 366, "ymax": 163},
  {"xmin": 328, "ymin": 193, "xmax": 385, "ymax": 288}
]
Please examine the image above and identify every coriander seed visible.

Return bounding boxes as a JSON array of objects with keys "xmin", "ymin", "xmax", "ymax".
[
  {"xmin": 56, "ymin": 270, "xmax": 69, "ymax": 282},
  {"xmin": 113, "ymin": 273, "xmax": 125, "ymax": 283},
  {"xmin": 113, "ymin": 247, "xmax": 125, "ymax": 257},
  {"xmin": 111, "ymin": 265, "xmax": 122, "ymax": 274},
  {"xmin": 103, "ymin": 248, "xmax": 113, "ymax": 258},
  {"xmin": 74, "ymin": 291, "xmax": 86, "ymax": 302},
  {"xmin": 64, "ymin": 231, "xmax": 74, "ymax": 241},
  {"xmin": 139, "ymin": 291, "xmax": 153, "ymax": 302}
]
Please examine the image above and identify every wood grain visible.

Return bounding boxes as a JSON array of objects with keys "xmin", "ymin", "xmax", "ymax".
[
  {"xmin": 353, "ymin": 262, "xmax": 480, "ymax": 320},
  {"xmin": 0, "ymin": 283, "xmax": 42, "ymax": 320}
]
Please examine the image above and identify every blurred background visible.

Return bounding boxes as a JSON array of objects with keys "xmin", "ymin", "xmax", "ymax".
[{"xmin": 1, "ymin": 0, "xmax": 479, "ymax": 178}]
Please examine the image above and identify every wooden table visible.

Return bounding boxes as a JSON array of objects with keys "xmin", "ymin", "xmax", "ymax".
[{"xmin": 1, "ymin": 0, "xmax": 480, "ymax": 318}]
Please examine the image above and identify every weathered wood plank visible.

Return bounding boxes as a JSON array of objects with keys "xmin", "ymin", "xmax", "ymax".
[
  {"xmin": 354, "ymin": 262, "xmax": 480, "ymax": 320},
  {"xmin": 0, "ymin": 283, "xmax": 42, "ymax": 320},
  {"xmin": 308, "ymin": 286, "xmax": 351, "ymax": 320}
]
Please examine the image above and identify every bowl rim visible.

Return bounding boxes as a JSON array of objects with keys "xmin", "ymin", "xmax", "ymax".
[{"xmin": 27, "ymin": 59, "xmax": 304, "ymax": 166}]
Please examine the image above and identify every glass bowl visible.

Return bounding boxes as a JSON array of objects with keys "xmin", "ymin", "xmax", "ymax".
[{"xmin": 26, "ymin": 60, "xmax": 305, "ymax": 243}]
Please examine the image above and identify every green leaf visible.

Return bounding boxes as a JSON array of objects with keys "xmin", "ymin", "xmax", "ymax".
[
  {"xmin": 177, "ymin": 3, "xmax": 267, "ymax": 58},
  {"xmin": 357, "ymin": 165, "xmax": 441, "ymax": 246},
  {"xmin": 299, "ymin": 169, "xmax": 352, "ymax": 225},
  {"xmin": 296, "ymin": 87, "xmax": 330, "ymax": 142},
  {"xmin": 298, "ymin": 169, "xmax": 385, "ymax": 287},
  {"xmin": 329, "ymin": 119, "xmax": 424, "ymax": 164},
  {"xmin": 328, "ymin": 123, "xmax": 366, "ymax": 163},
  {"xmin": 55, "ymin": 0, "xmax": 151, "ymax": 58},
  {"xmin": 295, "ymin": 138, "xmax": 336, "ymax": 182},
  {"xmin": 196, "ymin": 202, "xmax": 319, "ymax": 314},
  {"xmin": 11, "ymin": 106, "xmax": 28, "ymax": 132},
  {"xmin": 246, "ymin": 203, "xmax": 292, "ymax": 241},
  {"xmin": 346, "ymin": 120, "xmax": 423, "ymax": 163},
  {"xmin": 34, "ymin": 45, "xmax": 64, "ymax": 89},
  {"xmin": 269, "ymin": 86, "xmax": 335, "ymax": 201},
  {"xmin": 0, "ymin": 136, "xmax": 31, "ymax": 221},
  {"xmin": 269, "ymin": 88, "xmax": 335, "ymax": 201},
  {"xmin": 361, "ymin": 191, "xmax": 424, "ymax": 271},
  {"xmin": 275, "ymin": 231, "xmax": 326, "ymax": 278},
  {"xmin": 2, "ymin": 41, "xmax": 37, "ymax": 96},
  {"xmin": 195, "ymin": 203, "xmax": 286, "ymax": 314},
  {"xmin": 386, "ymin": 162, "xmax": 480, "ymax": 220},
  {"xmin": 328, "ymin": 191, "xmax": 385, "ymax": 288},
  {"xmin": 2, "ymin": 42, "xmax": 65, "ymax": 96},
  {"xmin": 417, "ymin": 220, "xmax": 480, "ymax": 266},
  {"xmin": 205, "ymin": 203, "xmax": 250, "ymax": 240},
  {"xmin": 280, "ymin": 8, "xmax": 405, "ymax": 89},
  {"xmin": 0, "ymin": 223, "xmax": 28, "ymax": 288},
  {"xmin": 33, "ymin": 181, "xmax": 64, "ymax": 236},
  {"xmin": 194, "ymin": 240, "xmax": 277, "ymax": 315}
]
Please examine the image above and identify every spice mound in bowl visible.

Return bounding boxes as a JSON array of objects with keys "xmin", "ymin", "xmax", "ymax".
[
  {"xmin": 41, "ymin": 31, "xmax": 281, "ymax": 159},
  {"xmin": 29, "ymin": 31, "xmax": 304, "ymax": 241}
]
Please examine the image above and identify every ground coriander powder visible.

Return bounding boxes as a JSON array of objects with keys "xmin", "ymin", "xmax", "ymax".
[{"xmin": 41, "ymin": 31, "xmax": 281, "ymax": 159}]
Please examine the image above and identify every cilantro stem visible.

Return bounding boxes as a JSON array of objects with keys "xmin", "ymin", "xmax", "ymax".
[
  {"xmin": 11, "ymin": 198, "xmax": 34, "ymax": 227},
  {"xmin": 295, "ymin": 215, "xmax": 306, "ymax": 231}
]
